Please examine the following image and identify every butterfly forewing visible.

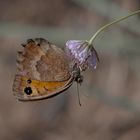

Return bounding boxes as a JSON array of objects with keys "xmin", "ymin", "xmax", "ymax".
[{"xmin": 13, "ymin": 38, "xmax": 73, "ymax": 101}]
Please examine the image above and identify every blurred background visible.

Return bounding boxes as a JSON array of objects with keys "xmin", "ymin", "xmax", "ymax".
[{"xmin": 1, "ymin": 0, "xmax": 140, "ymax": 139}]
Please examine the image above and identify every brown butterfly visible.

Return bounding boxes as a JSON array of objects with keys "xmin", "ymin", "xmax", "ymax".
[{"xmin": 13, "ymin": 38, "xmax": 83, "ymax": 101}]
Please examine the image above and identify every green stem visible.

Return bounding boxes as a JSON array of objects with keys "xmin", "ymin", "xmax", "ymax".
[{"xmin": 88, "ymin": 9, "xmax": 140, "ymax": 45}]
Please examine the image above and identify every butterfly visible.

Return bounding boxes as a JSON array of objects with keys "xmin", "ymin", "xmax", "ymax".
[{"xmin": 13, "ymin": 38, "xmax": 83, "ymax": 101}]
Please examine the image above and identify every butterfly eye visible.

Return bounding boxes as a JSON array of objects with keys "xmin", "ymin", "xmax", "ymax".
[
  {"xmin": 24, "ymin": 87, "xmax": 32, "ymax": 95},
  {"xmin": 27, "ymin": 79, "xmax": 32, "ymax": 84},
  {"xmin": 75, "ymin": 75, "xmax": 83, "ymax": 84}
]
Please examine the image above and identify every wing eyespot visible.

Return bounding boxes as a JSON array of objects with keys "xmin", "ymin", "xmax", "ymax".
[
  {"xmin": 24, "ymin": 87, "xmax": 32, "ymax": 95},
  {"xmin": 27, "ymin": 79, "xmax": 32, "ymax": 84}
]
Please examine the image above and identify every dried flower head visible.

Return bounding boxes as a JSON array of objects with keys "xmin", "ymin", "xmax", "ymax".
[{"xmin": 66, "ymin": 40, "xmax": 99, "ymax": 71}]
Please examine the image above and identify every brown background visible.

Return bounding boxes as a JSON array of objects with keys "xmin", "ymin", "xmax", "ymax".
[{"xmin": 0, "ymin": 0, "xmax": 140, "ymax": 140}]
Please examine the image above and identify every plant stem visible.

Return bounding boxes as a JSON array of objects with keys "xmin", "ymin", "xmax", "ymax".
[{"xmin": 88, "ymin": 9, "xmax": 140, "ymax": 45}]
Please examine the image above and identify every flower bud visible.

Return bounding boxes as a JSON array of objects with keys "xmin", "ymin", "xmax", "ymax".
[{"xmin": 66, "ymin": 40, "xmax": 99, "ymax": 71}]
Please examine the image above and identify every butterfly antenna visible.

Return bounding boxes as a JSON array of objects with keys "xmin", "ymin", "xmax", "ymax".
[{"xmin": 77, "ymin": 83, "xmax": 81, "ymax": 106}]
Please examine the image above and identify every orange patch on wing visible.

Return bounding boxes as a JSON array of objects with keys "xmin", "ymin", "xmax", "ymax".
[{"xmin": 21, "ymin": 76, "xmax": 68, "ymax": 95}]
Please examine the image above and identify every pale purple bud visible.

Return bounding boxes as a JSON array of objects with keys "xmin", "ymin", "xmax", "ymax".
[{"xmin": 66, "ymin": 40, "xmax": 99, "ymax": 71}]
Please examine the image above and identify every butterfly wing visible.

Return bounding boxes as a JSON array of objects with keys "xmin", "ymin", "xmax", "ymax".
[
  {"xmin": 13, "ymin": 38, "xmax": 73, "ymax": 101},
  {"xmin": 13, "ymin": 75, "xmax": 74, "ymax": 101}
]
